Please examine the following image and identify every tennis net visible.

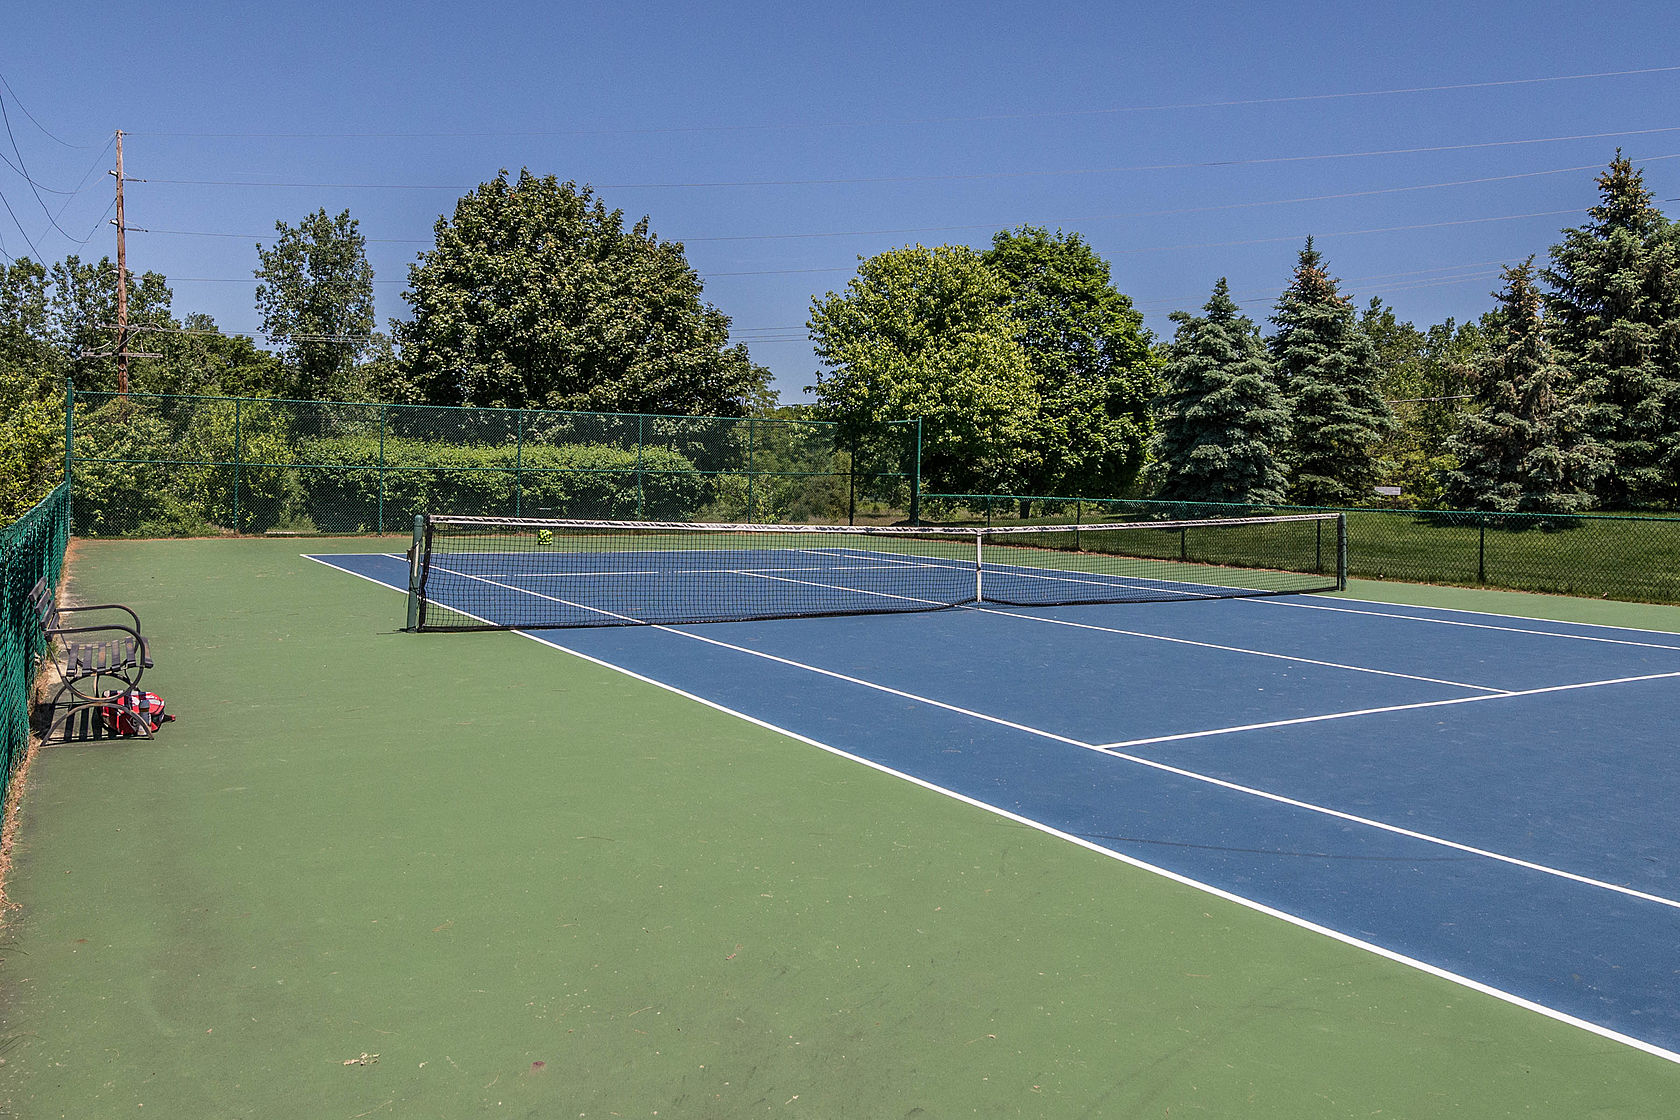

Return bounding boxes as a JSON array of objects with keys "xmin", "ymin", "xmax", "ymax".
[{"xmin": 406, "ymin": 513, "xmax": 1345, "ymax": 631}]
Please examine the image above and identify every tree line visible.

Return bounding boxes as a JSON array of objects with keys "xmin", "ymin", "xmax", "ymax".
[
  {"xmin": 2, "ymin": 154, "xmax": 1677, "ymax": 524},
  {"xmin": 1155, "ymin": 152, "xmax": 1678, "ymax": 514}
]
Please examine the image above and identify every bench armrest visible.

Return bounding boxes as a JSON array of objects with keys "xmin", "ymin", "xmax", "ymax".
[
  {"xmin": 55, "ymin": 602, "xmax": 143, "ymax": 630},
  {"xmin": 44, "ymin": 620, "xmax": 148, "ymax": 654}
]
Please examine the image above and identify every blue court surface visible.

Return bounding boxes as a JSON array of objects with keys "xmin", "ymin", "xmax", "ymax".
[
  {"xmin": 411, "ymin": 537, "xmax": 1332, "ymax": 628},
  {"xmin": 313, "ymin": 549, "xmax": 1680, "ymax": 1064}
]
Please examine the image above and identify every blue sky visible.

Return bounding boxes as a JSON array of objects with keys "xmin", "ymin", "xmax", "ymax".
[{"xmin": 4, "ymin": 1, "xmax": 1678, "ymax": 401}]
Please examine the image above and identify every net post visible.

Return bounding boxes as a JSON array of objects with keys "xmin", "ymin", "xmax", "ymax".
[
  {"xmin": 405, "ymin": 514, "xmax": 426, "ymax": 631},
  {"xmin": 974, "ymin": 530, "xmax": 984, "ymax": 603},
  {"xmin": 1336, "ymin": 513, "xmax": 1348, "ymax": 591}
]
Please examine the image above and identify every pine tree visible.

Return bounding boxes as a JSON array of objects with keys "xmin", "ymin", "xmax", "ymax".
[
  {"xmin": 1444, "ymin": 260, "xmax": 1606, "ymax": 513},
  {"xmin": 1542, "ymin": 152, "xmax": 1680, "ymax": 508},
  {"xmin": 1155, "ymin": 279, "xmax": 1290, "ymax": 504},
  {"xmin": 1269, "ymin": 240, "xmax": 1396, "ymax": 505}
]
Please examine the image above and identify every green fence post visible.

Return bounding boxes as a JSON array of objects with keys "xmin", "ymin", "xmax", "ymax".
[
  {"xmin": 747, "ymin": 418, "xmax": 756, "ymax": 523},
  {"xmin": 232, "ymin": 397, "xmax": 243, "ymax": 533},
  {"xmin": 514, "ymin": 409, "xmax": 525, "ymax": 517},
  {"xmin": 63, "ymin": 377, "xmax": 74, "ymax": 493},
  {"xmin": 636, "ymin": 415, "xmax": 645, "ymax": 519},
  {"xmin": 916, "ymin": 421, "xmax": 926, "ymax": 524},
  {"xmin": 1478, "ymin": 516, "xmax": 1487, "ymax": 583},
  {"xmin": 377, "ymin": 405, "xmax": 387, "ymax": 534},
  {"xmin": 846, "ymin": 441, "xmax": 856, "ymax": 526}
]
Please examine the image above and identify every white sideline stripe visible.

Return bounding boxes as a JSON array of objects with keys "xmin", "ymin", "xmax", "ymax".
[
  {"xmin": 429, "ymin": 563, "xmax": 649, "ymax": 624},
  {"xmin": 1095, "ymin": 669, "xmax": 1680, "ymax": 750},
  {"xmin": 824, "ymin": 546, "xmax": 1261, "ymax": 599},
  {"xmin": 656, "ymin": 625, "xmax": 1093, "ymax": 748},
  {"xmin": 309, "ymin": 551, "xmax": 1680, "ymax": 1063},
  {"xmin": 394, "ymin": 551, "xmax": 1680, "ymax": 913},
  {"xmin": 635, "ymin": 626, "xmax": 1680, "ymax": 915},
  {"xmin": 1256, "ymin": 596, "xmax": 1680, "ymax": 652},
  {"xmin": 450, "ymin": 562, "xmax": 927, "ymax": 579},
  {"xmin": 512, "ymin": 626, "xmax": 1680, "ymax": 1068},
  {"xmin": 1345, "ymin": 597, "xmax": 1680, "ymax": 637},
  {"xmin": 736, "ymin": 569, "xmax": 954, "ymax": 608},
  {"xmin": 302, "ymin": 552, "xmax": 410, "ymax": 591},
  {"xmin": 972, "ymin": 606, "xmax": 1510, "ymax": 694}
]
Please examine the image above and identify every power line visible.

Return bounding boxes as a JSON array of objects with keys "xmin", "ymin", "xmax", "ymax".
[
  {"xmin": 135, "ymin": 155, "xmax": 1677, "ymax": 251},
  {"xmin": 0, "ymin": 183, "xmax": 41, "ymax": 259},
  {"xmin": 157, "ymin": 206, "xmax": 1585, "ymax": 286},
  {"xmin": 0, "ymin": 71, "xmax": 88, "ymax": 148},
  {"xmin": 132, "ymin": 126, "xmax": 1680, "ymax": 194},
  {"xmin": 0, "ymin": 90, "xmax": 90, "ymax": 243},
  {"xmin": 126, "ymin": 64, "xmax": 1680, "ymax": 139}
]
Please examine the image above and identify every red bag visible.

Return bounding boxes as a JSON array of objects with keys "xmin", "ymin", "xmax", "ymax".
[{"xmin": 100, "ymin": 691, "xmax": 175, "ymax": 735}]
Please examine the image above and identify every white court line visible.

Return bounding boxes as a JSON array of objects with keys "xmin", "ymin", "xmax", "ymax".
[
  {"xmin": 972, "ymin": 606, "xmax": 1510, "ymax": 694},
  {"xmin": 1096, "ymin": 669, "xmax": 1680, "ymax": 750},
  {"xmin": 453, "ymin": 562, "xmax": 925, "ymax": 579},
  {"xmin": 1337, "ymin": 595, "xmax": 1680, "ymax": 637},
  {"xmin": 316, "ymin": 556, "xmax": 1680, "ymax": 913},
  {"xmin": 515, "ymin": 625, "xmax": 1680, "ymax": 1067},
  {"xmin": 307, "ymin": 552, "xmax": 1680, "ymax": 1064},
  {"xmin": 1256, "ymin": 596, "xmax": 1680, "ymax": 652},
  {"xmin": 650, "ymin": 626, "xmax": 1680, "ymax": 910},
  {"xmin": 823, "ymin": 545, "xmax": 1254, "ymax": 599}
]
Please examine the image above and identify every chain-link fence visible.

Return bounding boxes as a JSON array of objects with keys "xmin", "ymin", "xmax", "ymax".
[
  {"xmin": 68, "ymin": 391, "xmax": 919, "ymax": 536},
  {"xmin": 925, "ymin": 492, "xmax": 1680, "ymax": 605},
  {"xmin": 1, "ymin": 483, "xmax": 71, "ymax": 806}
]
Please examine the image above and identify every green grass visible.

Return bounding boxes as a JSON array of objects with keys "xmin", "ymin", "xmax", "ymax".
[
  {"xmin": 1, "ymin": 538, "xmax": 1677, "ymax": 1117},
  {"xmin": 930, "ymin": 497, "xmax": 1680, "ymax": 604}
]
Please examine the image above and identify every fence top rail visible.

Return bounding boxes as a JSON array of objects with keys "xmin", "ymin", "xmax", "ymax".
[
  {"xmin": 71, "ymin": 389, "xmax": 916, "ymax": 431},
  {"xmin": 922, "ymin": 492, "xmax": 1680, "ymax": 526},
  {"xmin": 0, "ymin": 481, "xmax": 70, "ymax": 545}
]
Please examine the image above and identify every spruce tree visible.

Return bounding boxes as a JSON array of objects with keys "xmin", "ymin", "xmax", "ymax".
[
  {"xmin": 1269, "ymin": 240, "xmax": 1396, "ymax": 505},
  {"xmin": 1155, "ymin": 279, "xmax": 1290, "ymax": 504},
  {"xmin": 1542, "ymin": 152, "xmax": 1680, "ymax": 508},
  {"xmin": 1444, "ymin": 260, "xmax": 1606, "ymax": 513}
]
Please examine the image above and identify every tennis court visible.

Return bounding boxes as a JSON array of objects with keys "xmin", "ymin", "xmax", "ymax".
[
  {"xmin": 5, "ymin": 531, "xmax": 1680, "ymax": 1117},
  {"xmin": 319, "ymin": 529, "xmax": 1680, "ymax": 1061}
]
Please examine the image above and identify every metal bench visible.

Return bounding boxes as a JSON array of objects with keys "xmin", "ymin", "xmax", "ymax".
[{"xmin": 29, "ymin": 576, "xmax": 155, "ymax": 740}]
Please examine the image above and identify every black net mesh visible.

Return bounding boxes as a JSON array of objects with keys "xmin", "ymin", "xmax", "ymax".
[{"xmin": 411, "ymin": 514, "xmax": 1343, "ymax": 630}]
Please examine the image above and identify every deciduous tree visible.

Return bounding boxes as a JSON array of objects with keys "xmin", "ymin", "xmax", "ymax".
[
  {"xmin": 980, "ymin": 226, "xmax": 1158, "ymax": 497},
  {"xmin": 255, "ymin": 209, "xmax": 376, "ymax": 400},
  {"xmin": 808, "ymin": 244, "xmax": 1037, "ymax": 496},
  {"xmin": 395, "ymin": 171, "xmax": 770, "ymax": 415}
]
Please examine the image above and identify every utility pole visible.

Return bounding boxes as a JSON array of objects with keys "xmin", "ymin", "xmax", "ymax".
[
  {"xmin": 90, "ymin": 132, "xmax": 159, "ymax": 394},
  {"xmin": 110, "ymin": 129, "xmax": 129, "ymax": 395}
]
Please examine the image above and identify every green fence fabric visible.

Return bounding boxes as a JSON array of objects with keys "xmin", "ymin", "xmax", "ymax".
[
  {"xmin": 925, "ymin": 492, "xmax": 1680, "ymax": 605},
  {"xmin": 0, "ymin": 483, "xmax": 71, "ymax": 802},
  {"xmin": 68, "ymin": 392, "xmax": 919, "ymax": 536}
]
